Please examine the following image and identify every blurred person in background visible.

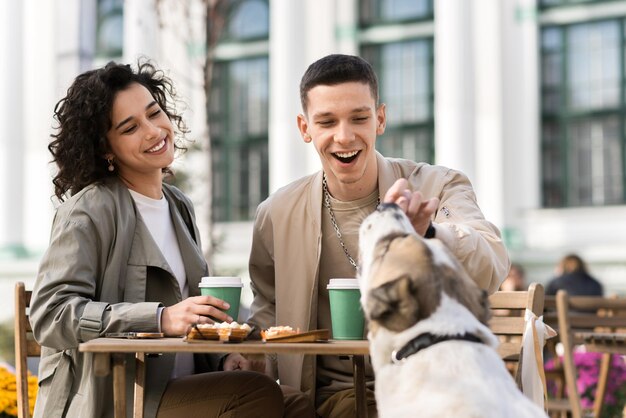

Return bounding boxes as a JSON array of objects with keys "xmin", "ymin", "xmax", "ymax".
[
  {"xmin": 545, "ymin": 253, "xmax": 603, "ymax": 296},
  {"xmin": 500, "ymin": 262, "xmax": 527, "ymax": 291},
  {"xmin": 29, "ymin": 61, "xmax": 296, "ymax": 418}
]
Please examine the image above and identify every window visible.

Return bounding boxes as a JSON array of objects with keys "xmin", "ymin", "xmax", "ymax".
[
  {"xmin": 540, "ymin": 19, "xmax": 625, "ymax": 207},
  {"xmin": 209, "ymin": 0, "xmax": 269, "ymax": 222},
  {"xmin": 359, "ymin": 0, "xmax": 435, "ymax": 164},
  {"xmin": 540, "ymin": 0, "xmax": 615, "ymax": 8},
  {"xmin": 225, "ymin": 0, "xmax": 269, "ymax": 40},
  {"xmin": 362, "ymin": 38, "xmax": 435, "ymax": 164},
  {"xmin": 96, "ymin": 0, "xmax": 123, "ymax": 58},
  {"xmin": 360, "ymin": 0, "xmax": 433, "ymax": 25}
]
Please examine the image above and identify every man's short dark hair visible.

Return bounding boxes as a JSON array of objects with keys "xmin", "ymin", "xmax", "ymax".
[{"xmin": 299, "ymin": 54, "xmax": 379, "ymax": 113}]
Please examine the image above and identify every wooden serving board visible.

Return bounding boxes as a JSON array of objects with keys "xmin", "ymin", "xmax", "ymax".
[
  {"xmin": 185, "ymin": 327, "xmax": 250, "ymax": 342},
  {"xmin": 264, "ymin": 329, "xmax": 329, "ymax": 343}
]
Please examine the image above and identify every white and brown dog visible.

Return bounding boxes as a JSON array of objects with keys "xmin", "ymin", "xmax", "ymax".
[{"xmin": 358, "ymin": 203, "xmax": 547, "ymax": 418}]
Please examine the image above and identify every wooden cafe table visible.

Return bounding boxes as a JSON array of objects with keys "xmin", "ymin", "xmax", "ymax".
[
  {"xmin": 579, "ymin": 331, "xmax": 626, "ymax": 354},
  {"xmin": 79, "ymin": 337, "xmax": 370, "ymax": 418}
]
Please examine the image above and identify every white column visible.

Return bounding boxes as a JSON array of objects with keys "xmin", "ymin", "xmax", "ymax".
[
  {"xmin": 434, "ymin": 0, "xmax": 475, "ymax": 181},
  {"xmin": 158, "ymin": 0, "xmax": 214, "ymax": 257},
  {"xmin": 269, "ymin": 0, "xmax": 316, "ymax": 192},
  {"xmin": 124, "ymin": 0, "xmax": 160, "ymax": 63},
  {"xmin": 501, "ymin": 0, "xmax": 540, "ymax": 233},
  {"xmin": 0, "ymin": 0, "xmax": 24, "ymax": 252},
  {"xmin": 472, "ymin": 1, "xmax": 505, "ymax": 228},
  {"xmin": 22, "ymin": 0, "xmax": 57, "ymax": 252},
  {"xmin": 55, "ymin": 0, "xmax": 88, "ymax": 95},
  {"xmin": 335, "ymin": 0, "xmax": 358, "ymax": 55},
  {"xmin": 301, "ymin": 0, "xmax": 338, "ymax": 174}
]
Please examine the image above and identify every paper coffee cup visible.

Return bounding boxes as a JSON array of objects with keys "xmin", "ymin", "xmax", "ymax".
[
  {"xmin": 327, "ymin": 278, "xmax": 365, "ymax": 340},
  {"xmin": 199, "ymin": 277, "xmax": 243, "ymax": 321}
]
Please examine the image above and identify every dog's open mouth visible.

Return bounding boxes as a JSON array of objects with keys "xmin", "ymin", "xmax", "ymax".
[{"xmin": 332, "ymin": 150, "xmax": 360, "ymax": 164}]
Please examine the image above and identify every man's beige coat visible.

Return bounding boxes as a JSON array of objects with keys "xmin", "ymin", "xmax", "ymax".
[
  {"xmin": 248, "ymin": 153, "xmax": 510, "ymax": 395},
  {"xmin": 30, "ymin": 179, "xmax": 216, "ymax": 418}
]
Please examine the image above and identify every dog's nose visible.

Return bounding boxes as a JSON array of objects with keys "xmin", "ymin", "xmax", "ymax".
[{"xmin": 377, "ymin": 202, "xmax": 400, "ymax": 212}]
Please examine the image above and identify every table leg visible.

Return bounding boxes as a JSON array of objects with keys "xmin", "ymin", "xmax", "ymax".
[
  {"xmin": 134, "ymin": 352, "xmax": 146, "ymax": 418},
  {"xmin": 112, "ymin": 354, "xmax": 127, "ymax": 418},
  {"xmin": 352, "ymin": 355, "xmax": 368, "ymax": 418},
  {"xmin": 93, "ymin": 353, "xmax": 111, "ymax": 377}
]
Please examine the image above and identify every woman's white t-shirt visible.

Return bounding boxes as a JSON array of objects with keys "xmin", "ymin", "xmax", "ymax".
[{"xmin": 129, "ymin": 189, "xmax": 193, "ymax": 378}]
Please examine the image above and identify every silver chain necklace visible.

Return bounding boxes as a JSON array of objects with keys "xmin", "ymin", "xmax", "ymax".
[{"xmin": 322, "ymin": 174, "xmax": 379, "ymax": 270}]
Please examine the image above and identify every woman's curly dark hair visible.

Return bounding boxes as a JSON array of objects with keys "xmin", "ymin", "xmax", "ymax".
[{"xmin": 49, "ymin": 60, "xmax": 189, "ymax": 201}]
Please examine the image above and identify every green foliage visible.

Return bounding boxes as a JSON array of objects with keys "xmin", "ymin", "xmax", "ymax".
[
  {"xmin": 603, "ymin": 384, "xmax": 626, "ymax": 418},
  {"xmin": 0, "ymin": 322, "xmax": 14, "ymax": 366}
]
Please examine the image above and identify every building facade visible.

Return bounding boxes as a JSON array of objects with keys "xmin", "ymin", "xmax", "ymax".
[{"xmin": 1, "ymin": 0, "xmax": 626, "ymax": 323}]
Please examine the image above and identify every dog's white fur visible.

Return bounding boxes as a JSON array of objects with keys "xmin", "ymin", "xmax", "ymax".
[{"xmin": 358, "ymin": 204, "xmax": 547, "ymax": 418}]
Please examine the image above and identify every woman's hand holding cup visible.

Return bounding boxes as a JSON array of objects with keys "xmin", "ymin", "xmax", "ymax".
[{"xmin": 161, "ymin": 295, "xmax": 232, "ymax": 336}]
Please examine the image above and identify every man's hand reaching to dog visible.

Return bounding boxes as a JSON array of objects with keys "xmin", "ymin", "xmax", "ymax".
[{"xmin": 383, "ymin": 178, "xmax": 439, "ymax": 237}]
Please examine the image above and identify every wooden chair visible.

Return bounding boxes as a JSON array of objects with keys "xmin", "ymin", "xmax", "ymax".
[
  {"xmin": 542, "ymin": 295, "xmax": 569, "ymax": 418},
  {"xmin": 14, "ymin": 281, "xmax": 40, "ymax": 418},
  {"xmin": 545, "ymin": 291, "xmax": 626, "ymax": 418},
  {"xmin": 488, "ymin": 282, "xmax": 545, "ymax": 389}
]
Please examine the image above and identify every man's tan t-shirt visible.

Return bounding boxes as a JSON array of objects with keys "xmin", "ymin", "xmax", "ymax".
[{"xmin": 316, "ymin": 188, "xmax": 378, "ymax": 404}]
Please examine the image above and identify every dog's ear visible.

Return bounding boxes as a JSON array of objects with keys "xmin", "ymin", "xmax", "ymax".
[
  {"xmin": 365, "ymin": 235, "xmax": 443, "ymax": 332},
  {"xmin": 366, "ymin": 275, "xmax": 420, "ymax": 333},
  {"xmin": 438, "ymin": 263, "xmax": 492, "ymax": 326}
]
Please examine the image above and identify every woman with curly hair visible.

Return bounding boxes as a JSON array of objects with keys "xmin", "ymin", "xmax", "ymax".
[{"xmin": 29, "ymin": 61, "xmax": 287, "ymax": 418}]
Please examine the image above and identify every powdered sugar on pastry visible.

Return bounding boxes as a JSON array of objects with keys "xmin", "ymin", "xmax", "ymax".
[{"xmin": 261, "ymin": 326, "xmax": 299, "ymax": 340}]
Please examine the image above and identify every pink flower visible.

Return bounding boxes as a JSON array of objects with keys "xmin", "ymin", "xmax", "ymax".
[{"xmin": 546, "ymin": 351, "xmax": 626, "ymax": 410}]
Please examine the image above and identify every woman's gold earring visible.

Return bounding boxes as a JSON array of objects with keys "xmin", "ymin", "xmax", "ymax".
[{"xmin": 107, "ymin": 158, "xmax": 115, "ymax": 172}]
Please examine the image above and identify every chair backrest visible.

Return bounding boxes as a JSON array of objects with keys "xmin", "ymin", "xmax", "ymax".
[
  {"xmin": 542, "ymin": 295, "xmax": 557, "ymax": 328},
  {"xmin": 488, "ymin": 282, "xmax": 545, "ymax": 386},
  {"xmin": 547, "ymin": 291, "xmax": 626, "ymax": 418},
  {"xmin": 14, "ymin": 281, "xmax": 40, "ymax": 418}
]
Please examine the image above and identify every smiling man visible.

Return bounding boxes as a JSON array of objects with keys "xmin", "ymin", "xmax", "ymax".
[{"xmin": 245, "ymin": 54, "xmax": 510, "ymax": 418}]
